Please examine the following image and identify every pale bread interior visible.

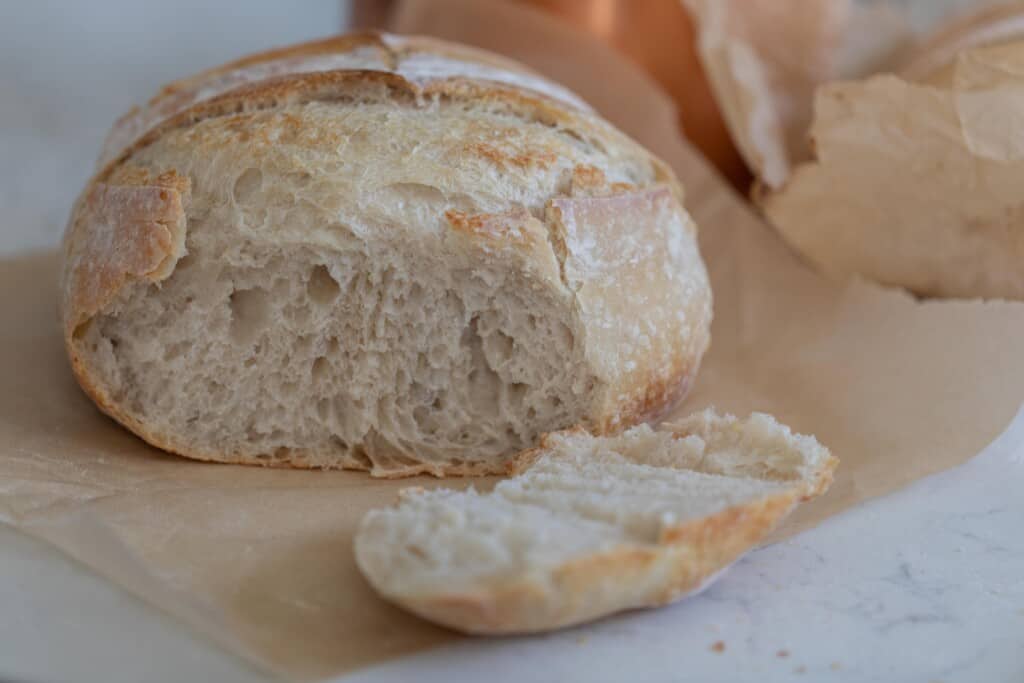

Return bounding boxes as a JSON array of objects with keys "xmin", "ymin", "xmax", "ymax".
[{"xmin": 355, "ymin": 410, "xmax": 835, "ymax": 632}]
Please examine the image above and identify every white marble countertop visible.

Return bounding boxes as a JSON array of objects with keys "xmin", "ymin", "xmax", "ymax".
[{"xmin": 2, "ymin": 2, "xmax": 1023, "ymax": 682}]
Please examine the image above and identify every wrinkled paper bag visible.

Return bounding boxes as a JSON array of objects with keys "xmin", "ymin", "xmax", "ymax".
[{"xmin": 2, "ymin": 1, "xmax": 1024, "ymax": 680}]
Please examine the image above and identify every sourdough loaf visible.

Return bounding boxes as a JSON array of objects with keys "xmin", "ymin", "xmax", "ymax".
[{"xmin": 61, "ymin": 33, "xmax": 712, "ymax": 475}]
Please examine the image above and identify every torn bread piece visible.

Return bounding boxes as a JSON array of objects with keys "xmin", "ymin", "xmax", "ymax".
[{"xmin": 354, "ymin": 410, "xmax": 836, "ymax": 634}]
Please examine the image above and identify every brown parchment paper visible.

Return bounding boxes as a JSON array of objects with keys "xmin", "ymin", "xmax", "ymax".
[
  {"xmin": 3, "ymin": 2, "xmax": 1024, "ymax": 680},
  {"xmin": 679, "ymin": 0, "xmax": 1015, "ymax": 191},
  {"xmin": 681, "ymin": 0, "xmax": 849, "ymax": 189},
  {"xmin": 763, "ymin": 16, "xmax": 1024, "ymax": 300}
]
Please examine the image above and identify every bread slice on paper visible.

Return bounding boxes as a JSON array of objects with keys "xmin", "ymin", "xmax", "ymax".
[{"xmin": 355, "ymin": 410, "xmax": 836, "ymax": 635}]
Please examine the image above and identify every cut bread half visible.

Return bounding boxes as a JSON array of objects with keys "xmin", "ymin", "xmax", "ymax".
[
  {"xmin": 354, "ymin": 410, "xmax": 836, "ymax": 634},
  {"xmin": 62, "ymin": 33, "xmax": 712, "ymax": 476}
]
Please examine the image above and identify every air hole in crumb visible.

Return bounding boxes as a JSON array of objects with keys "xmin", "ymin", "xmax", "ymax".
[
  {"xmin": 508, "ymin": 382, "xmax": 528, "ymax": 404},
  {"xmin": 307, "ymin": 265, "xmax": 341, "ymax": 305},
  {"xmin": 349, "ymin": 444, "xmax": 373, "ymax": 469},
  {"xmin": 72, "ymin": 320, "xmax": 92, "ymax": 340},
  {"xmin": 558, "ymin": 323, "xmax": 575, "ymax": 351},
  {"xmin": 233, "ymin": 168, "xmax": 263, "ymax": 203},
  {"xmin": 486, "ymin": 330, "xmax": 515, "ymax": 364},
  {"xmin": 272, "ymin": 446, "xmax": 289, "ymax": 460},
  {"xmin": 407, "ymin": 281, "xmax": 425, "ymax": 304},
  {"xmin": 412, "ymin": 405, "xmax": 433, "ymax": 433},
  {"xmin": 229, "ymin": 288, "xmax": 270, "ymax": 344},
  {"xmin": 311, "ymin": 356, "xmax": 329, "ymax": 382},
  {"xmin": 391, "ymin": 452, "xmax": 423, "ymax": 467}
]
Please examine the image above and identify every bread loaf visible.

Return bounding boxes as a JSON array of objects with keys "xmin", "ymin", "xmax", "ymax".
[
  {"xmin": 61, "ymin": 33, "xmax": 712, "ymax": 475},
  {"xmin": 355, "ymin": 410, "xmax": 837, "ymax": 633}
]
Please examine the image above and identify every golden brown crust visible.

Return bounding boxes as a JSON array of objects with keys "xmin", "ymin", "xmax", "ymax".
[
  {"xmin": 597, "ymin": 353, "xmax": 703, "ymax": 435},
  {"xmin": 96, "ymin": 68, "xmax": 597, "ymax": 189},
  {"xmin": 392, "ymin": 487, "xmax": 805, "ymax": 634},
  {"xmin": 98, "ymin": 30, "xmax": 592, "ymax": 166},
  {"xmin": 547, "ymin": 187, "xmax": 712, "ymax": 436},
  {"xmin": 444, "ymin": 208, "xmax": 540, "ymax": 247},
  {"xmin": 99, "ymin": 31, "xmax": 586, "ymax": 171},
  {"xmin": 62, "ymin": 169, "xmax": 190, "ymax": 338},
  {"xmin": 355, "ymin": 411, "xmax": 837, "ymax": 633},
  {"xmin": 158, "ymin": 32, "xmax": 541, "ymax": 99},
  {"xmin": 177, "ymin": 32, "xmax": 394, "ymax": 81},
  {"xmin": 386, "ymin": 33, "xmax": 546, "ymax": 76}
]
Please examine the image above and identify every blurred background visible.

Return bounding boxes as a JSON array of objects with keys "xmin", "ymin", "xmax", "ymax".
[
  {"xmin": 1, "ymin": 0, "xmax": 983, "ymax": 254},
  {"xmin": 2, "ymin": 0, "xmax": 348, "ymax": 253}
]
